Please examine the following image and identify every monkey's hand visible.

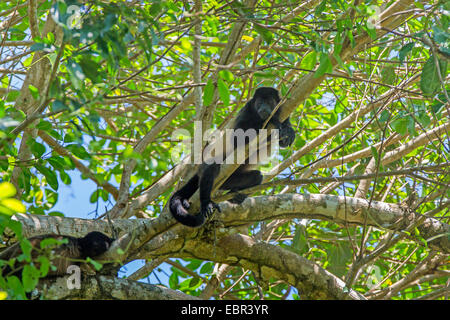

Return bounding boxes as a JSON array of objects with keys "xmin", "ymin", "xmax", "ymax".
[
  {"xmin": 279, "ymin": 122, "xmax": 295, "ymax": 147},
  {"xmin": 201, "ymin": 201, "xmax": 221, "ymax": 221}
]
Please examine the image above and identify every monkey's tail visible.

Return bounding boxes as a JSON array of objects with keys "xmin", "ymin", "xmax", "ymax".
[
  {"xmin": 169, "ymin": 175, "xmax": 204, "ymax": 227},
  {"xmin": 169, "ymin": 196, "xmax": 205, "ymax": 227}
]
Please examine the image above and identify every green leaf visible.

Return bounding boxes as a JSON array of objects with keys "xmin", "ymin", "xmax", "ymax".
[
  {"xmin": 99, "ymin": 189, "xmax": 108, "ymax": 201},
  {"xmin": 315, "ymin": 0, "xmax": 326, "ymax": 15},
  {"xmin": 432, "ymin": 26, "xmax": 449, "ymax": 44},
  {"xmin": 217, "ymin": 78, "xmax": 230, "ymax": 106},
  {"xmin": 188, "ymin": 277, "xmax": 201, "ymax": 289},
  {"xmin": 22, "ymin": 265, "xmax": 40, "ymax": 292},
  {"xmin": 149, "ymin": 2, "xmax": 162, "ymax": 16},
  {"xmin": 40, "ymin": 237, "xmax": 64, "ymax": 249},
  {"xmin": 219, "ymin": 70, "xmax": 234, "ymax": 82},
  {"xmin": 30, "ymin": 42, "xmax": 46, "ymax": 52},
  {"xmin": 66, "ymin": 60, "xmax": 85, "ymax": 90},
  {"xmin": 333, "ymin": 47, "xmax": 346, "ymax": 72},
  {"xmin": 365, "ymin": 24, "xmax": 377, "ymax": 40},
  {"xmin": 66, "ymin": 144, "xmax": 91, "ymax": 160},
  {"xmin": 0, "ymin": 198, "xmax": 26, "ymax": 214},
  {"xmin": 46, "ymin": 32, "xmax": 55, "ymax": 44},
  {"xmin": 28, "ymin": 85, "xmax": 40, "ymax": 101},
  {"xmin": 431, "ymin": 91, "xmax": 448, "ymax": 116},
  {"xmin": 202, "ymin": 79, "xmax": 214, "ymax": 106},
  {"xmin": 169, "ymin": 272, "xmax": 178, "ymax": 289},
  {"xmin": 47, "ymin": 156, "xmax": 66, "ymax": 171},
  {"xmin": 347, "ymin": 30, "xmax": 355, "ymax": 48},
  {"xmin": 19, "ymin": 169, "xmax": 32, "ymax": 196},
  {"xmin": 36, "ymin": 120, "xmax": 52, "ymax": 131},
  {"xmin": 391, "ymin": 117, "xmax": 408, "ymax": 135},
  {"xmin": 5, "ymin": 90, "xmax": 20, "ymax": 102},
  {"xmin": 398, "ymin": 42, "xmax": 415, "ymax": 62},
  {"xmin": 36, "ymin": 164, "xmax": 59, "ymax": 190},
  {"xmin": 292, "ymin": 225, "xmax": 308, "ymax": 254},
  {"xmin": 420, "ymin": 55, "xmax": 448, "ymax": 95},
  {"xmin": 37, "ymin": 256, "xmax": 50, "ymax": 277},
  {"xmin": 30, "ymin": 141, "xmax": 46, "ymax": 158},
  {"xmin": 186, "ymin": 259, "xmax": 202, "ymax": 270},
  {"xmin": 406, "ymin": 115, "xmax": 416, "ymax": 136},
  {"xmin": 20, "ymin": 239, "xmax": 33, "ymax": 262},
  {"xmin": 86, "ymin": 257, "xmax": 103, "ymax": 271},
  {"xmin": 180, "ymin": 38, "xmax": 192, "ymax": 51},
  {"xmin": 0, "ymin": 204, "xmax": 14, "ymax": 216},
  {"xmin": 328, "ymin": 243, "xmax": 352, "ymax": 277},
  {"xmin": 300, "ymin": 51, "xmax": 317, "ymax": 71},
  {"xmin": 47, "ymin": 211, "xmax": 65, "ymax": 217},
  {"xmin": 254, "ymin": 24, "xmax": 272, "ymax": 44},
  {"xmin": 89, "ymin": 190, "xmax": 99, "ymax": 203},
  {"xmin": 417, "ymin": 111, "xmax": 431, "ymax": 128},
  {"xmin": 2, "ymin": 219, "xmax": 23, "ymax": 239},
  {"xmin": 370, "ymin": 146, "xmax": 379, "ymax": 160},
  {"xmin": 6, "ymin": 276, "xmax": 26, "ymax": 300},
  {"xmin": 0, "ymin": 182, "xmax": 16, "ymax": 199},
  {"xmin": 0, "ymin": 159, "xmax": 8, "ymax": 172},
  {"xmin": 314, "ymin": 53, "xmax": 332, "ymax": 78},
  {"xmin": 379, "ymin": 110, "xmax": 390, "ymax": 123},
  {"xmin": 334, "ymin": 101, "xmax": 345, "ymax": 114},
  {"xmin": 79, "ymin": 56, "xmax": 102, "ymax": 84},
  {"xmin": 59, "ymin": 170, "xmax": 72, "ymax": 185},
  {"xmin": 381, "ymin": 65, "xmax": 396, "ymax": 85},
  {"xmin": 52, "ymin": 100, "xmax": 69, "ymax": 112},
  {"xmin": 122, "ymin": 145, "xmax": 141, "ymax": 160},
  {"xmin": 199, "ymin": 262, "xmax": 213, "ymax": 274}
]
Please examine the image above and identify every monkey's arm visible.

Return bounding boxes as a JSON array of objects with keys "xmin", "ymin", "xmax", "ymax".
[{"xmin": 268, "ymin": 116, "xmax": 295, "ymax": 148}]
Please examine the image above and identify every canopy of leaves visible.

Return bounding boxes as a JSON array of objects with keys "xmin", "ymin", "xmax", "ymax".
[{"xmin": 0, "ymin": 0, "xmax": 449, "ymax": 300}]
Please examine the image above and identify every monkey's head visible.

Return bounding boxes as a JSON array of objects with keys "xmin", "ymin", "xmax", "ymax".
[
  {"xmin": 78, "ymin": 231, "xmax": 114, "ymax": 258},
  {"xmin": 252, "ymin": 87, "xmax": 280, "ymax": 120}
]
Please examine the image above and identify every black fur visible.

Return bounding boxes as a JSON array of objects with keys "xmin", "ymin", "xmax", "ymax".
[
  {"xmin": 169, "ymin": 87, "xmax": 295, "ymax": 227},
  {"xmin": 0, "ymin": 231, "xmax": 114, "ymax": 278}
]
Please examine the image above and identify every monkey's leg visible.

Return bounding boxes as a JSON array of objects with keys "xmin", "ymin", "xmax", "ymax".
[
  {"xmin": 220, "ymin": 168, "xmax": 263, "ymax": 204},
  {"xmin": 199, "ymin": 163, "xmax": 221, "ymax": 220}
]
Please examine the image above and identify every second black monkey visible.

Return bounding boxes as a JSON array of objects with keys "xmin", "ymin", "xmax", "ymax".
[{"xmin": 169, "ymin": 87, "xmax": 295, "ymax": 227}]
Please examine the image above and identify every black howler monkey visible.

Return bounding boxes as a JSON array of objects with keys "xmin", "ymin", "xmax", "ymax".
[
  {"xmin": 169, "ymin": 87, "xmax": 295, "ymax": 227},
  {"xmin": 0, "ymin": 231, "xmax": 114, "ymax": 278}
]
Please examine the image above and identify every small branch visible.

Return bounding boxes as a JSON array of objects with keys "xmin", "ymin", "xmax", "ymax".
[
  {"xmin": 28, "ymin": 0, "xmax": 41, "ymax": 40},
  {"xmin": 38, "ymin": 130, "xmax": 119, "ymax": 200},
  {"xmin": 217, "ymin": 163, "xmax": 450, "ymax": 201},
  {"xmin": 186, "ymin": 234, "xmax": 366, "ymax": 300},
  {"xmin": 127, "ymin": 257, "xmax": 167, "ymax": 281}
]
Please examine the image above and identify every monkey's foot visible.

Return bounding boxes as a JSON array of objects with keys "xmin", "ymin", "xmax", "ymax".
[
  {"xmin": 201, "ymin": 201, "xmax": 221, "ymax": 222},
  {"xmin": 182, "ymin": 199, "xmax": 190, "ymax": 209},
  {"xmin": 228, "ymin": 192, "xmax": 247, "ymax": 205}
]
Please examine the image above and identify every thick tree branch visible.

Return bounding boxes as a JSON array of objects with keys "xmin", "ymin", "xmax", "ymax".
[
  {"xmin": 37, "ymin": 275, "xmax": 199, "ymax": 300},
  {"xmin": 13, "ymin": 193, "xmax": 450, "ymax": 259},
  {"xmin": 152, "ymin": 233, "xmax": 366, "ymax": 300}
]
